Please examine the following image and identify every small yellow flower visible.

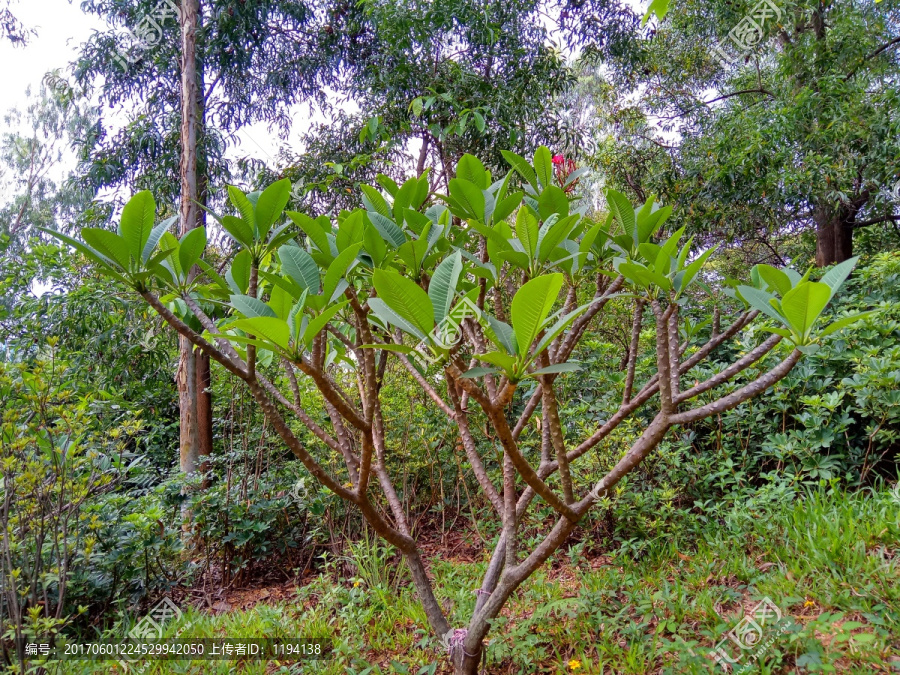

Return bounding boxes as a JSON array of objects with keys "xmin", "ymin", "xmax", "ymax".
[
  {"xmin": 568, "ymin": 659, "xmax": 582, "ymax": 671},
  {"xmin": 353, "ymin": 580, "xmax": 361, "ymax": 588},
  {"xmin": 803, "ymin": 599, "xmax": 815, "ymax": 609},
  {"xmin": 343, "ymin": 481, "xmax": 353, "ymax": 488}
]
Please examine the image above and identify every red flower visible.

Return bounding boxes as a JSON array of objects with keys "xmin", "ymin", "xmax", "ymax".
[{"xmin": 552, "ymin": 154, "xmax": 564, "ymax": 165}]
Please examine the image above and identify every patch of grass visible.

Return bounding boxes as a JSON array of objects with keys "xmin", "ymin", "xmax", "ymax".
[{"xmin": 42, "ymin": 486, "xmax": 900, "ymax": 674}]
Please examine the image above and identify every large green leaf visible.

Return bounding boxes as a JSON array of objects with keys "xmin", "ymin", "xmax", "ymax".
[
  {"xmin": 360, "ymin": 184, "xmax": 391, "ymax": 218},
  {"xmin": 303, "ymin": 301, "xmax": 348, "ymax": 348},
  {"xmin": 515, "ymin": 207, "xmax": 540, "ymax": 258},
  {"xmin": 373, "ymin": 268, "xmax": 435, "ymax": 337},
  {"xmin": 226, "ymin": 250, "xmax": 252, "ymax": 295},
  {"xmin": 322, "ymin": 244, "xmax": 362, "ymax": 302},
  {"xmin": 449, "ymin": 178, "xmax": 485, "ymax": 220},
  {"xmin": 141, "ymin": 215, "xmax": 176, "ymax": 263},
  {"xmin": 178, "ymin": 227, "xmax": 207, "ymax": 274},
  {"xmin": 254, "ymin": 178, "xmax": 291, "ymax": 240},
  {"xmin": 819, "ymin": 310, "xmax": 877, "ymax": 337},
  {"xmin": 337, "ymin": 211, "xmax": 367, "ymax": 252},
  {"xmin": 533, "ymin": 146, "xmax": 553, "ymax": 189},
  {"xmin": 220, "ymin": 215, "xmax": 254, "ymax": 248},
  {"xmin": 528, "ymin": 362, "xmax": 582, "ymax": 377},
  {"xmin": 367, "ymin": 211, "xmax": 407, "ymax": 248},
  {"xmin": 82, "ymin": 229, "xmax": 132, "ymax": 270},
  {"xmin": 230, "ymin": 317, "xmax": 290, "ymax": 350},
  {"xmin": 476, "ymin": 350, "xmax": 517, "ymax": 373},
  {"xmin": 820, "ymin": 256, "xmax": 859, "ymax": 300},
  {"xmin": 228, "ymin": 186, "xmax": 257, "ymax": 236},
  {"xmin": 781, "ymin": 281, "xmax": 831, "ymax": 340},
  {"xmin": 606, "ymin": 189, "xmax": 637, "ymax": 244},
  {"xmin": 230, "ymin": 294, "xmax": 277, "ymax": 318},
  {"xmin": 119, "ymin": 191, "xmax": 156, "ymax": 262},
  {"xmin": 756, "ymin": 264, "xmax": 793, "ymax": 296},
  {"xmin": 501, "ymin": 150, "xmax": 538, "ymax": 191},
  {"xmin": 279, "ymin": 245, "xmax": 321, "ymax": 294},
  {"xmin": 367, "ymin": 298, "xmax": 427, "ymax": 340},
  {"xmin": 537, "ymin": 185, "xmax": 569, "ymax": 220},
  {"xmin": 287, "ymin": 211, "xmax": 330, "ymax": 253},
  {"xmin": 268, "ymin": 284, "xmax": 293, "ymax": 320},
  {"xmin": 737, "ymin": 285, "xmax": 786, "ymax": 324},
  {"xmin": 482, "ymin": 313, "xmax": 518, "ymax": 355},
  {"xmin": 511, "ymin": 273, "xmax": 564, "ymax": 355},
  {"xmin": 428, "ymin": 251, "xmax": 463, "ymax": 323},
  {"xmin": 39, "ymin": 228, "xmax": 130, "ymax": 284},
  {"xmin": 457, "ymin": 154, "xmax": 488, "ymax": 189}
]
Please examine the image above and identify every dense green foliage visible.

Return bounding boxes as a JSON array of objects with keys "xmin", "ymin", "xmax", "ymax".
[{"xmin": 1, "ymin": 0, "xmax": 899, "ymax": 672}]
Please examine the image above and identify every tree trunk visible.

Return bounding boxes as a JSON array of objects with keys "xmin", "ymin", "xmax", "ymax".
[
  {"xmin": 814, "ymin": 205, "xmax": 853, "ymax": 266},
  {"xmin": 177, "ymin": 0, "xmax": 211, "ymax": 501}
]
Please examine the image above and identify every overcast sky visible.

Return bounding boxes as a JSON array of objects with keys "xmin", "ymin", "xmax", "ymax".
[{"xmin": 0, "ymin": 0, "xmax": 316, "ymax": 175}]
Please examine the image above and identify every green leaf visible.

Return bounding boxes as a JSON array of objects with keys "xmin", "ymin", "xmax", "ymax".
[
  {"xmin": 674, "ymin": 246, "xmax": 717, "ymax": 298},
  {"xmin": 529, "ymin": 362, "xmax": 582, "ymax": 377},
  {"xmin": 515, "ymin": 206, "xmax": 540, "ymax": 258},
  {"xmin": 819, "ymin": 310, "xmax": 877, "ymax": 337},
  {"xmin": 178, "ymin": 227, "xmax": 207, "ymax": 274},
  {"xmin": 737, "ymin": 285, "xmax": 786, "ymax": 324},
  {"xmin": 428, "ymin": 251, "xmax": 463, "ymax": 323},
  {"xmin": 642, "ymin": 0, "xmax": 670, "ymax": 25},
  {"xmin": 360, "ymin": 184, "xmax": 391, "ymax": 218},
  {"xmin": 363, "ymin": 223, "xmax": 388, "ymax": 266},
  {"xmin": 493, "ymin": 191, "xmax": 524, "ymax": 223},
  {"xmin": 367, "ymin": 298, "xmax": 427, "ymax": 340},
  {"xmin": 373, "ymin": 268, "xmax": 435, "ymax": 337},
  {"xmin": 230, "ymin": 294, "xmax": 277, "ymax": 318},
  {"xmin": 475, "ymin": 350, "xmax": 517, "ymax": 372},
  {"xmin": 254, "ymin": 178, "xmax": 291, "ymax": 240},
  {"xmin": 119, "ymin": 190, "xmax": 156, "ymax": 262},
  {"xmin": 287, "ymin": 211, "xmax": 330, "ymax": 253},
  {"xmin": 82, "ymin": 229, "xmax": 132, "ymax": 270},
  {"xmin": 220, "ymin": 215, "xmax": 254, "ymax": 248},
  {"xmin": 533, "ymin": 146, "xmax": 553, "ymax": 189},
  {"xmin": 228, "ymin": 186, "xmax": 257, "ymax": 237},
  {"xmin": 322, "ymin": 244, "xmax": 362, "ymax": 302},
  {"xmin": 511, "ymin": 273, "xmax": 564, "ymax": 355},
  {"xmin": 358, "ymin": 342, "xmax": 417, "ymax": 355},
  {"xmin": 375, "ymin": 174, "xmax": 400, "ymax": 197},
  {"xmin": 227, "ymin": 250, "xmax": 252, "ymax": 294},
  {"xmin": 279, "ymin": 245, "xmax": 321, "ymax": 294},
  {"xmin": 336, "ymin": 211, "xmax": 367, "ymax": 252},
  {"xmin": 449, "ymin": 178, "xmax": 485, "ymax": 220},
  {"xmin": 303, "ymin": 301, "xmax": 348, "ymax": 348},
  {"xmin": 756, "ymin": 264, "xmax": 793, "ymax": 296},
  {"xmin": 230, "ymin": 317, "xmax": 290, "ymax": 350},
  {"xmin": 460, "ymin": 366, "xmax": 500, "ymax": 378},
  {"xmin": 482, "ymin": 313, "xmax": 518, "ymax": 355},
  {"xmin": 367, "ymin": 212, "xmax": 407, "ymax": 248},
  {"xmin": 457, "ymin": 154, "xmax": 488, "ymax": 189},
  {"xmin": 606, "ymin": 190, "xmax": 637, "ymax": 244},
  {"xmin": 537, "ymin": 185, "xmax": 569, "ymax": 220},
  {"xmin": 820, "ymin": 256, "xmax": 859, "ymax": 300},
  {"xmin": 501, "ymin": 150, "xmax": 538, "ymax": 192},
  {"xmin": 141, "ymin": 215, "xmax": 176, "ymax": 263},
  {"xmin": 538, "ymin": 214, "xmax": 578, "ymax": 264},
  {"xmin": 268, "ymin": 284, "xmax": 293, "ymax": 320},
  {"xmin": 781, "ymin": 281, "xmax": 832, "ymax": 340},
  {"xmin": 39, "ymin": 228, "xmax": 130, "ymax": 283}
]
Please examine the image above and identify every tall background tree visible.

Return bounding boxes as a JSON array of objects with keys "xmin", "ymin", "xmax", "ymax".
[
  {"xmin": 73, "ymin": 0, "xmax": 344, "ymax": 487},
  {"xmin": 585, "ymin": 0, "xmax": 900, "ymax": 266}
]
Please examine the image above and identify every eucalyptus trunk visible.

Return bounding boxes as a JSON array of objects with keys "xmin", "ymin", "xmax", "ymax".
[{"xmin": 177, "ymin": 0, "xmax": 211, "ymax": 497}]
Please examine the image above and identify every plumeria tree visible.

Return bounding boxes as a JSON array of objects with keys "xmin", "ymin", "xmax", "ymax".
[{"xmin": 46, "ymin": 147, "xmax": 868, "ymax": 674}]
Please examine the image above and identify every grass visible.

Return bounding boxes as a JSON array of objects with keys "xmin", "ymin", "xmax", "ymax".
[{"xmin": 43, "ymin": 485, "xmax": 900, "ymax": 674}]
